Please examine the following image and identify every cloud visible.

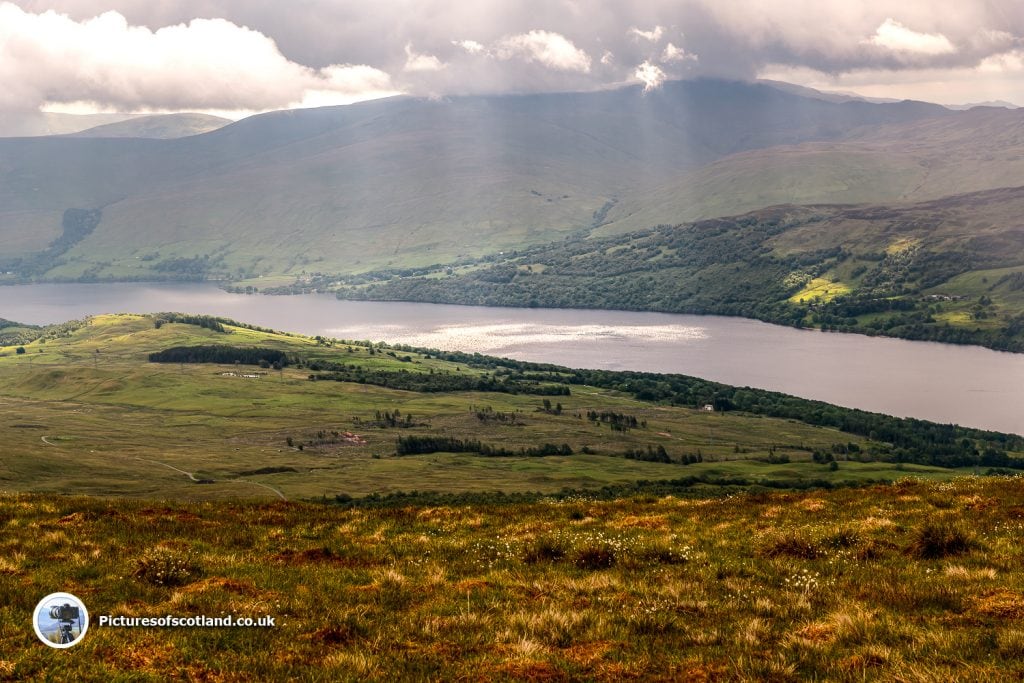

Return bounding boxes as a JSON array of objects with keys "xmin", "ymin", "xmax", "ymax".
[
  {"xmin": 661, "ymin": 42, "xmax": 697, "ymax": 63},
  {"xmin": 629, "ymin": 25, "xmax": 664, "ymax": 43},
  {"xmin": 2, "ymin": 1, "xmax": 1022, "ymax": 110},
  {"xmin": 452, "ymin": 39, "xmax": 485, "ymax": 55},
  {"xmin": 0, "ymin": 3, "xmax": 399, "ymax": 112},
  {"xmin": 297, "ymin": 65, "xmax": 399, "ymax": 108},
  {"xmin": 404, "ymin": 43, "xmax": 445, "ymax": 72},
  {"xmin": 634, "ymin": 60, "xmax": 666, "ymax": 92},
  {"xmin": 495, "ymin": 30, "xmax": 591, "ymax": 72},
  {"xmin": 979, "ymin": 48, "xmax": 1024, "ymax": 74},
  {"xmin": 866, "ymin": 18, "xmax": 957, "ymax": 55},
  {"xmin": 759, "ymin": 54, "xmax": 1024, "ymax": 107}
]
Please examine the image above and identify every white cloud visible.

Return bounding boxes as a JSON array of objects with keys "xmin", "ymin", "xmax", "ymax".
[
  {"xmin": 866, "ymin": 18, "xmax": 956, "ymax": 56},
  {"xmin": 758, "ymin": 59, "xmax": 1024, "ymax": 108},
  {"xmin": 297, "ymin": 64, "xmax": 400, "ymax": 108},
  {"xmin": 404, "ymin": 43, "xmax": 445, "ymax": 72},
  {"xmin": 1, "ymin": 1, "xmax": 1020, "ymax": 111},
  {"xmin": 495, "ymin": 30, "xmax": 591, "ymax": 72},
  {"xmin": 634, "ymin": 60, "xmax": 666, "ymax": 93},
  {"xmin": 451, "ymin": 39, "xmax": 485, "ymax": 55},
  {"xmin": 661, "ymin": 42, "xmax": 697, "ymax": 63},
  {"xmin": 978, "ymin": 49, "xmax": 1024, "ymax": 74},
  {"xmin": 0, "ymin": 3, "xmax": 399, "ymax": 113},
  {"xmin": 629, "ymin": 25, "xmax": 664, "ymax": 43}
]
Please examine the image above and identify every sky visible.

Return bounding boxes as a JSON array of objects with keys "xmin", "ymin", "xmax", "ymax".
[{"xmin": 1, "ymin": 0, "xmax": 1021, "ymax": 118}]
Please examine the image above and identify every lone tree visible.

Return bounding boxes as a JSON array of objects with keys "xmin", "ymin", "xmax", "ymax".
[{"xmin": 15, "ymin": 347, "xmax": 25, "ymax": 355}]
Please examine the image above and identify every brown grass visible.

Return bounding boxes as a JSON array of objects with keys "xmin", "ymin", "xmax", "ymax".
[{"xmin": 3, "ymin": 477, "xmax": 1024, "ymax": 680}]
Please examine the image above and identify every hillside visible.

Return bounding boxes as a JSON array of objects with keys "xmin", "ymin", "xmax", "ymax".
[
  {"xmin": 0, "ymin": 317, "xmax": 39, "ymax": 346},
  {"xmin": 329, "ymin": 186, "xmax": 1024, "ymax": 353},
  {"xmin": 1, "ymin": 313, "xmax": 1021, "ymax": 502},
  {"xmin": 68, "ymin": 113, "xmax": 231, "ymax": 139},
  {"xmin": 0, "ymin": 79, "xmax": 954, "ymax": 281},
  {"xmin": 4, "ymin": 315, "xmax": 1024, "ymax": 678}
]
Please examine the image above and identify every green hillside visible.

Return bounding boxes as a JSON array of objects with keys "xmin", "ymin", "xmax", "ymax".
[
  {"xmin": 0, "ymin": 80, "xmax": 953, "ymax": 281},
  {"xmin": 329, "ymin": 186, "xmax": 1024, "ymax": 352},
  {"xmin": 1, "ymin": 314, "xmax": 1021, "ymax": 502}
]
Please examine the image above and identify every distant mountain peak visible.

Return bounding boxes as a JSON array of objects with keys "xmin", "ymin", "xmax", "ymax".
[{"xmin": 69, "ymin": 113, "xmax": 231, "ymax": 139}]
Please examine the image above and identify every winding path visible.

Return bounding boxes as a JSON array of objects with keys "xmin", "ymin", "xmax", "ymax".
[
  {"xmin": 234, "ymin": 479, "xmax": 288, "ymax": 501},
  {"xmin": 136, "ymin": 457, "xmax": 287, "ymax": 500},
  {"xmin": 136, "ymin": 458, "xmax": 200, "ymax": 482},
  {"xmin": 37, "ymin": 437, "xmax": 286, "ymax": 499}
]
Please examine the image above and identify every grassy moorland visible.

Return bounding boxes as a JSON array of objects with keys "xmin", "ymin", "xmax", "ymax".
[
  {"xmin": 3, "ymin": 314, "xmax": 1024, "ymax": 678},
  {"xmin": 3, "ymin": 477, "xmax": 1024, "ymax": 680}
]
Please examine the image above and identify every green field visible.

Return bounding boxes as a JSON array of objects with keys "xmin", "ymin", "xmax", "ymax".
[
  {"xmin": 2, "ymin": 313, "xmax": 952, "ymax": 501},
  {"xmin": 788, "ymin": 277, "xmax": 853, "ymax": 304}
]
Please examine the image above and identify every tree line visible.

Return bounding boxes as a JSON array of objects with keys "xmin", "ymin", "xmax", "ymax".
[{"xmin": 395, "ymin": 435, "xmax": 573, "ymax": 457}]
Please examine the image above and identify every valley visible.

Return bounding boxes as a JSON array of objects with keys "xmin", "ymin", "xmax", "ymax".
[{"xmin": 4, "ymin": 3, "xmax": 1024, "ymax": 678}]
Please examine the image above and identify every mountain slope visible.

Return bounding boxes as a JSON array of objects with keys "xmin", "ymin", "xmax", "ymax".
[
  {"xmin": 599, "ymin": 107, "xmax": 1024, "ymax": 234},
  {"xmin": 69, "ymin": 113, "xmax": 231, "ymax": 139},
  {"xmin": 0, "ymin": 80, "xmax": 952, "ymax": 279}
]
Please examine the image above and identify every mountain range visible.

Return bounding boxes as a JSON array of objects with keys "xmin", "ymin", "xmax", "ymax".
[{"xmin": 0, "ymin": 78, "xmax": 1021, "ymax": 284}]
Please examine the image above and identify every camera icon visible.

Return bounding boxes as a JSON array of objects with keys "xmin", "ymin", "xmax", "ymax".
[{"xmin": 33, "ymin": 593, "xmax": 89, "ymax": 648}]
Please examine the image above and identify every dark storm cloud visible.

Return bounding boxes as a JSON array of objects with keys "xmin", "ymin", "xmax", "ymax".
[{"xmin": 4, "ymin": 1, "xmax": 1022, "ymax": 112}]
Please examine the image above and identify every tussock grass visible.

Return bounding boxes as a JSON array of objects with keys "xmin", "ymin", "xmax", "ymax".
[
  {"xmin": 911, "ymin": 519, "xmax": 977, "ymax": 559},
  {"xmin": 133, "ymin": 547, "xmax": 203, "ymax": 587},
  {"xmin": 3, "ymin": 477, "xmax": 1024, "ymax": 679}
]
